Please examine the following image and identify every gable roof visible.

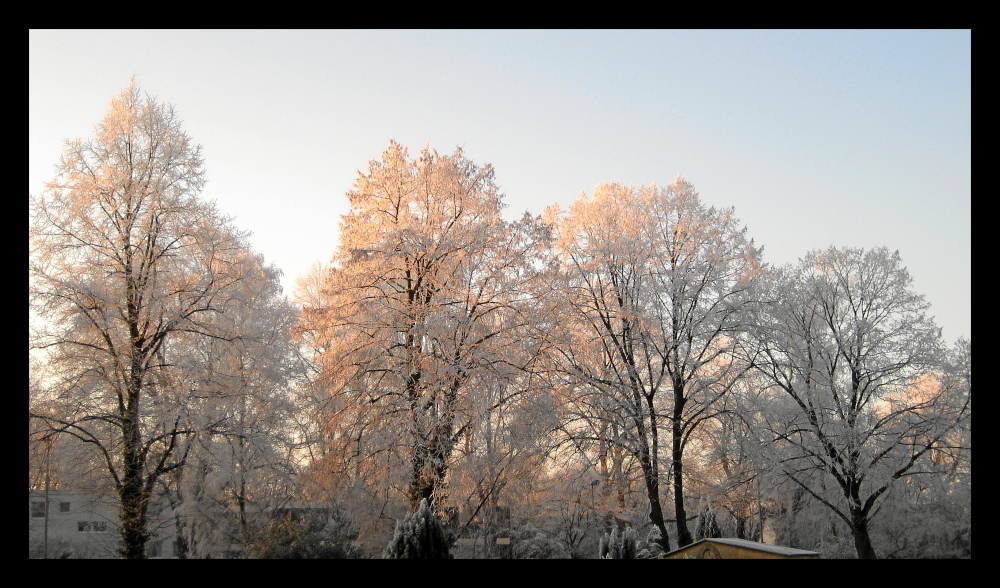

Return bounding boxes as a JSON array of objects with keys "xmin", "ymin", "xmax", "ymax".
[{"xmin": 664, "ymin": 538, "xmax": 821, "ymax": 559}]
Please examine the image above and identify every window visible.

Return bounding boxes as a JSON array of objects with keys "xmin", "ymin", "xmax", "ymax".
[
  {"xmin": 60, "ymin": 502, "xmax": 71, "ymax": 512},
  {"xmin": 31, "ymin": 501, "xmax": 46, "ymax": 518},
  {"xmin": 78, "ymin": 521, "xmax": 107, "ymax": 533}
]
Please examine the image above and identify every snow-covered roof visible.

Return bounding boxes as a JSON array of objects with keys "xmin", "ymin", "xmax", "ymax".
[
  {"xmin": 664, "ymin": 537, "xmax": 821, "ymax": 558},
  {"xmin": 703, "ymin": 538, "xmax": 819, "ymax": 556}
]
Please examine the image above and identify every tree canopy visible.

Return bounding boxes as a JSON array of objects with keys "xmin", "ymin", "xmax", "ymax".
[{"xmin": 30, "ymin": 88, "xmax": 969, "ymax": 558}]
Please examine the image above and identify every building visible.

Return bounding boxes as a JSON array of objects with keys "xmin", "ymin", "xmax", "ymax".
[
  {"xmin": 28, "ymin": 489, "xmax": 178, "ymax": 558},
  {"xmin": 663, "ymin": 537, "xmax": 820, "ymax": 559}
]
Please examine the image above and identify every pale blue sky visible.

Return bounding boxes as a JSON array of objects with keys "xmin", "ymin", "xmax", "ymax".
[{"xmin": 29, "ymin": 30, "xmax": 971, "ymax": 343}]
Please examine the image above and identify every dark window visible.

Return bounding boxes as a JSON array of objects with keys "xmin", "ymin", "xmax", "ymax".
[
  {"xmin": 60, "ymin": 502, "xmax": 71, "ymax": 512},
  {"xmin": 31, "ymin": 501, "xmax": 46, "ymax": 518},
  {"xmin": 78, "ymin": 521, "xmax": 107, "ymax": 532}
]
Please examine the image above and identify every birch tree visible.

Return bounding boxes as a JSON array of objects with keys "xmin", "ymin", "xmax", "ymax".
[{"xmin": 29, "ymin": 80, "xmax": 288, "ymax": 558}]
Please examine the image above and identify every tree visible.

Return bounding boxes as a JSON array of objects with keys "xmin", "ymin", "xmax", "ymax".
[
  {"xmin": 244, "ymin": 504, "xmax": 361, "ymax": 559},
  {"xmin": 598, "ymin": 526, "xmax": 638, "ymax": 559},
  {"xmin": 29, "ymin": 80, "xmax": 287, "ymax": 558},
  {"xmin": 156, "ymin": 275, "xmax": 304, "ymax": 558},
  {"xmin": 445, "ymin": 375, "xmax": 560, "ymax": 558},
  {"xmin": 297, "ymin": 141, "xmax": 547, "ymax": 515},
  {"xmin": 747, "ymin": 247, "xmax": 965, "ymax": 558},
  {"xmin": 544, "ymin": 179, "xmax": 762, "ymax": 549},
  {"xmin": 383, "ymin": 498, "xmax": 453, "ymax": 559}
]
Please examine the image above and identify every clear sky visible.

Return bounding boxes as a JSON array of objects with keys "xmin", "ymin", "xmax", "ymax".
[{"xmin": 29, "ymin": 30, "xmax": 971, "ymax": 344}]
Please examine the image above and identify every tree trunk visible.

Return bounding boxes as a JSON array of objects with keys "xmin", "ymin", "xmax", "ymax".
[
  {"xmin": 672, "ymin": 387, "xmax": 693, "ymax": 547},
  {"xmin": 119, "ymin": 481, "xmax": 150, "ymax": 559},
  {"xmin": 851, "ymin": 509, "xmax": 879, "ymax": 559},
  {"xmin": 408, "ymin": 444, "xmax": 436, "ymax": 511},
  {"xmin": 638, "ymin": 394, "xmax": 671, "ymax": 552},
  {"xmin": 120, "ymin": 387, "xmax": 150, "ymax": 559},
  {"xmin": 641, "ymin": 458, "xmax": 671, "ymax": 552},
  {"xmin": 407, "ymin": 420, "xmax": 454, "ymax": 511}
]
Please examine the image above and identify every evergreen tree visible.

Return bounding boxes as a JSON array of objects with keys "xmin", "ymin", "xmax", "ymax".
[
  {"xmin": 637, "ymin": 526, "xmax": 666, "ymax": 559},
  {"xmin": 383, "ymin": 499, "xmax": 453, "ymax": 559},
  {"xmin": 599, "ymin": 527, "xmax": 638, "ymax": 559},
  {"xmin": 245, "ymin": 507, "xmax": 361, "ymax": 559},
  {"xmin": 696, "ymin": 503, "xmax": 723, "ymax": 539}
]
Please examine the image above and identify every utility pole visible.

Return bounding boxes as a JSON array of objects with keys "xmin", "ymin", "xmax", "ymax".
[{"xmin": 43, "ymin": 437, "xmax": 51, "ymax": 559}]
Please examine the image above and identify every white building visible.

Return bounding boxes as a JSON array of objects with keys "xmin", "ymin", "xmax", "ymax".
[{"xmin": 28, "ymin": 490, "xmax": 178, "ymax": 558}]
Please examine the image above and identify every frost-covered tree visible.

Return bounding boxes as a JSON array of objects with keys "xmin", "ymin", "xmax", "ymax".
[
  {"xmin": 694, "ymin": 502, "xmax": 722, "ymax": 540},
  {"xmin": 746, "ymin": 247, "xmax": 966, "ymax": 559},
  {"xmin": 383, "ymin": 498, "xmax": 453, "ymax": 559},
  {"xmin": 244, "ymin": 504, "xmax": 361, "ymax": 559},
  {"xmin": 156, "ymin": 265, "xmax": 304, "ymax": 558},
  {"xmin": 297, "ymin": 141, "xmax": 548, "ymax": 514},
  {"xmin": 688, "ymin": 375, "xmax": 775, "ymax": 542},
  {"xmin": 545, "ymin": 179, "xmax": 762, "ymax": 549},
  {"xmin": 29, "ymin": 80, "xmax": 289, "ymax": 558},
  {"xmin": 637, "ymin": 525, "xmax": 666, "ymax": 559},
  {"xmin": 598, "ymin": 526, "xmax": 639, "ymax": 559},
  {"xmin": 446, "ymin": 375, "xmax": 560, "ymax": 558}
]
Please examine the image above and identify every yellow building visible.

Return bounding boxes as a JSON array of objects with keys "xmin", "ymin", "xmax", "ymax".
[{"xmin": 663, "ymin": 538, "xmax": 820, "ymax": 559}]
